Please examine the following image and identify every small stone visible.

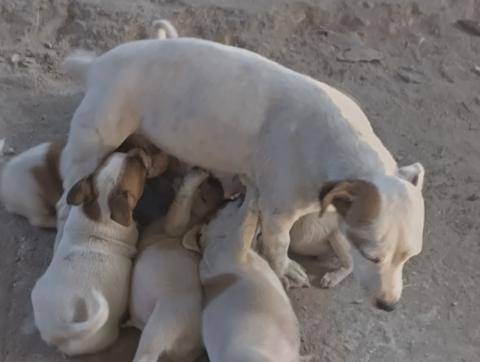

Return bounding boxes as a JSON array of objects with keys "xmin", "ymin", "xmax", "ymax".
[
  {"xmin": 0, "ymin": 139, "xmax": 15, "ymax": 156},
  {"xmin": 43, "ymin": 41, "xmax": 53, "ymax": 49},
  {"xmin": 466, "ymin": 194, "xmax": 479, "ymax": 201},
  {"xmin": 397, "ymin": 66, "xmax": 427, "ymax": 84},
  {"xmin": 456, "ymin": 19, "xmax": 480, "ymax": 37},
  {"xmin": 352, "ymin": 299, "xmax": 363, "ymax": 304},
  {"xmin": 473, "ymin": 65, "xmax": 480, "ymax": 75},
  {"xmin": 9, "ymin": 53, "xmax": 20, "ymax": 66},
  {"xmin": 337, "ymin": 46, "xmax": 383, "ymax": 63},
  {"xmin": 450, "ymin": 301, "xmax": 458, "ymax": 307}
]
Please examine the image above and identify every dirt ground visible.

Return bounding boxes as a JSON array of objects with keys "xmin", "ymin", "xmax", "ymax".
[{"xmin": 1, "ymin": 0, "xmax": 479, "ymax": 361}]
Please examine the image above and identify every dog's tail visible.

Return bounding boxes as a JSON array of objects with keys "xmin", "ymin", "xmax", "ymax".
[
  {"xmin": 62, "ymin": 50, "xmax": 96, "ymax": 84},
  {"xmin": 152, "ymin": 19, "xmax": 178, "ymax": 39},
  {"xmin": 48, "ymin": 289, "xmax": 109, "ymax": 345}
]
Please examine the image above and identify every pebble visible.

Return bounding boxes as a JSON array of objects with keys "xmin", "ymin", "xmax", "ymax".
[
  {"xmin": 9, "ymin": 53, "xmax": 20, "ymax": 66},
  {"xmin": 472, "ymin": 65, "xmax": 480, "ymax": 76},
  {"xmin": 337, "ymin": 47, "xmax": 383, "ymax": 63},
  {"xmin": 456, "ymin": 19, "xmax": 480, "ymax": 37},
  {"xmin": 43, "ymin": 41, "xmax": 53, "ymax": 49},
  {"xmin": 397, "ymin": 66, "xmax": 427, "ymax": 84}
]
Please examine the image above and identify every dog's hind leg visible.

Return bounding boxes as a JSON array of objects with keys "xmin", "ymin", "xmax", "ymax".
[{"xmin": 133, "ymin": 302, "xmax": 200, "ymax": 362}]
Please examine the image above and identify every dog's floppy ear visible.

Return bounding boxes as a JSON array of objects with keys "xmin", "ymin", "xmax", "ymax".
[
  {"xmin": 398, "ymin": 162, "xmax": 425, "ymax": 189},
  {"xmin": 128, "ymin": 148, "xmax": 151, "ymax": 171},
  {"xmin": 108, "ymin": 190, "xmax": 132, "ymax": 227},
  {"xmin": 319, "ymin": 180, "xmax": 356, "ymax": 217},
  {"xmin": 66, "ymin": 177, "xmax": 94, "ymax": 205},
  {"xmin": 147, "ymin": 147, "xmax": 169, "ymax": 178},
  {"xmin": 182, "ymin": 225, "xmax": 202, "ymax": 254}
]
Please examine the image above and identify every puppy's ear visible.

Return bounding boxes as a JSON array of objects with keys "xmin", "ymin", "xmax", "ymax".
[
  {"xmin": 128, "ymin": 148, "xmax": 151, "ymax": 171},
  {"xmin": 66, "ymin": 177, "xmax": 94, "ymax": 205},
  {"xmin": 108, "ymin": 190, "xmax": 132, "ymax": 227},
  {"xmin": 147, "ymin": 147, "xmax": 169, "ymax": 178},
  {"xmin": 319, "ymin": 180, "xmax": 356, "ymax": 217},
  {"xmin": 398, "ymin": 162, "xmax": 425, "ymax": 189},
  {"xmin": 182, "ymin": 225, "xmax": 202, "ymax": 254}
]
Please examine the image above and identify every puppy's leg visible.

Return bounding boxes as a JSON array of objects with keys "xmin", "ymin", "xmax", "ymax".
[
  {"xmin": 133, "ymin": 302, "xmax": 200, "ymax": 362},
  {"xmin": 319, "ymin": 230, "xmax": 353, "ymax": 288},
  {"xmin": 164, "ymin": 168, "xmax": 209, "ymax": 237}
]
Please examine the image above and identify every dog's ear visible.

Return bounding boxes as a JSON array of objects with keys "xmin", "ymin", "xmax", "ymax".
[
  {"xmin": 66, "ymin": 177, "xmax": 94, "ymax": 205},
  {"xmin": 319, "ymin": 180, "xmax": 356, "ymax": 217},
  {"xmin": 182, "ymin": 225, "xmax": 202, "ymax": 254},
  {"xmin": 398, "ymin": 162, "xmax": 425, "ymax": 189},
  {"xmin": 128, "ymin": 148, "xmax": 151, "ymax": 171},
  {"xmin": 108, "ymin": 190, "xmax": 132, "ymax": 227},
  {"xmin": 146, "ymin": 146, "xmax": 169, "ymax": 178}
]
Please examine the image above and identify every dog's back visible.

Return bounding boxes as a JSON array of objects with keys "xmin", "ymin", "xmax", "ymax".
[{"xmin": 0, "ymin": 141, "xmax": 63, "ymax": 227}]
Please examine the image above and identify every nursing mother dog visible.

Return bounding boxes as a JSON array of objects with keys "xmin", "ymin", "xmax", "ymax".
[{"xmin": 59, "ymin": 38, "xmax": 425, "ymax": 308}]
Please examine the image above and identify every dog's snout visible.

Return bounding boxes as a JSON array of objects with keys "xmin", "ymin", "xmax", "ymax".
[{"xmin": 375, "ymin": 299, "xmax": 397, "ymax": 312}]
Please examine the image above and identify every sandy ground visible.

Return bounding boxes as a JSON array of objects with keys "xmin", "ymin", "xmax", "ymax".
[{"xmin": 1, "ymin": 0, "xmax": 479, "ymax": 361}]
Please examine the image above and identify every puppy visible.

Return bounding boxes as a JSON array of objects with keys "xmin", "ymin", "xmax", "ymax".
[
  {"xmin": 184, "ymin": 184, "xmax": 300, "ymax": 362},
  {"xmin": 289, "ymin": 210, "xmax": 353, "ymax": 288},
  {"xmin": 0, "ymin": 135, "xmax": 168, "ymax": 231},
  {"xmin": 31, "ymin": 149, "xmax": 152, "ymax": 356},
  {"xmin": 129, "ymin": 168, "xmax": 223, "ymax": 362},
  {"xmin": 0, "ymin": 141, "xmax": 64, "ymax": 228}
]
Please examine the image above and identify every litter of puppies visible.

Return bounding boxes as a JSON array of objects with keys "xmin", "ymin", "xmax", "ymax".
[{"xmin": 0, "ymin": 19, "xmax": 426, "ymax": 362}]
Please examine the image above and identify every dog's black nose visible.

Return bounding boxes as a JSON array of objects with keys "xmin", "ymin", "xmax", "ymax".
[{"xmin": 375, "ymin": 299, "xmax": 397, "ymax": 312}]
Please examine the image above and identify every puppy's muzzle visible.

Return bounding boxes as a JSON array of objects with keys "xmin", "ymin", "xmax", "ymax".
[{"xmin": 375, "ymin": 298, "xmax": 397, "ymax": 312}]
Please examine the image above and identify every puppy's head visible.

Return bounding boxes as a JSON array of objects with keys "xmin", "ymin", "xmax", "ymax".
[
  {"xmin": 191, "ymin": 177, "xmax": 225, "ymax": 221},
  {"xmin": 66, "ymin": 149, "xmax": 151, "ymax": 227},
  {"xmin": 319, "ymin": 163, "xmax": 425, "ymax": 311}
]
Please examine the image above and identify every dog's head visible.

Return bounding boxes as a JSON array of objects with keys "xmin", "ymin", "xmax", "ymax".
[
  {"xmin": 66, "ymin": 149, "xmax": 152, "ymax": 227},
  {"xmin": 320, "ymin": 163, "xmax": 425, "ymax": 311}
]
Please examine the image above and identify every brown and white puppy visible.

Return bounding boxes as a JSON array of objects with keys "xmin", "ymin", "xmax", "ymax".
[
  {"xmin": 0, "ymin": 135, "xmax": 168, "ymax": 231},
  {"xmin": 129, "ymin": 168, "xmax": 223, "ymax": 362},
  {"xmin": 31, "ymin": 149, "xmax": 152, "ymax": 356},
  {"xmin": 184, "ymin": 184, "xmax": 300, "ymax": 362},
  {"xmin": 0, "ymin": 141, "xmax": 64, "ymax": 228}
]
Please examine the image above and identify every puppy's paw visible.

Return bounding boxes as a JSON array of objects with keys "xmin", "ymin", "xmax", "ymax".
[
  {"xmin": 319, "ymin": 268, "xmax": 350, "ymax": 289},
  {"xmin": 281, "ymin": 259, "xmax": 310, "ymax": 290}
]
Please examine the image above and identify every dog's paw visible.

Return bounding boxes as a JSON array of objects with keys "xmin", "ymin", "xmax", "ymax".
[
  {"xmin": 281, "ymin": 259, "xmax": 310, "ymax": 290},
  {"xmin": 319, "ymin": 268, "xmax": 350, "ymax": 289}
]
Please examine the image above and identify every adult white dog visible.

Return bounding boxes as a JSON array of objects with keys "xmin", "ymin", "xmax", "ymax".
[{"xmin": 59, "ymin": 38, "xmax": 425, "ymax": 305}]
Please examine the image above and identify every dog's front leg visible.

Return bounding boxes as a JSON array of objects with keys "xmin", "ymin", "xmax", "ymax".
[{"xmin": 261, "ymin": 212, "xmax": 310, "ymax": 289}]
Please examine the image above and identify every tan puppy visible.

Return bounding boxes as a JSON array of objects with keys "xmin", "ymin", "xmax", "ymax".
[
  {"xmin": 184, "ymin": 185, "xmax": 300, "ymax": 362},
  {"xmin": 31, "ymin": 149, "xmax": 152, "ymax": 356},
  {"xmin": 289, "ymin": 211, "xmax": 353, "ymax": 288},
  {"xmin": 129, "ymin": 168, "xmax": 223, "ymax": 362},
  {"xmin": 0, "ymin": 141, "xmax": 64, "ymax": 228}
]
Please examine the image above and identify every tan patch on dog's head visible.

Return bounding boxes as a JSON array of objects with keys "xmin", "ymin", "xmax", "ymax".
[
  {"xmin": 107, "ymin": 149, "xmax": 150, "ymax": 226},
  {"xmin": 31, "ymin": 141, "xmax": 65, "ymax": 216},
  {"xmin": 319, "ymin": 179, "xmax": 381, "ymax": 226},
  {"xmin": 117, "ymin": 134, "xmax": 169, "ymax": 178}
]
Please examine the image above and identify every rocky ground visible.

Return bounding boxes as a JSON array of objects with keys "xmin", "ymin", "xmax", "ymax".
[{"xmin": 1, "ymin": 0, "xmax": 479, "ymax": 361}]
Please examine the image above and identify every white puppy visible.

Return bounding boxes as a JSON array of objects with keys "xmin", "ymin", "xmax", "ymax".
[
  {"xmin": 31, "ymin": 149, "xmax": 152, "ymax": 356},
  {"xmin": 58, "ymin": 38, "xmax": 425, "ymax": 304},
  {"xmin": 129, "ymin": 168, "xmax": 223, "ymax": 362},
  {"xmin": 0, "ymin": 141, "xmax": 64, "ymax": 228},
  {"xmin": 184, "ymin": 184, "xmax": 300, "ymax": 362}
]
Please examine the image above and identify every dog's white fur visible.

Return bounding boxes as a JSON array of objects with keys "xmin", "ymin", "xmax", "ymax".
[
  {"xmin": 184, "ymin": 184, "xmax": 300, "ymax": 362},
  {"xmin": 129, "ymin": 168, "xmax": 222, "ymax": 362},
  {"xmin": 0, "ymin": 142, "xmax": 63, "ymax": 228},
  {"xmin": 58, "ymin": 38, "xmax": 425, "ymax": 303},
  {"xmin": 31, "ymin": 151, "xmax": 148, "ymax": 355}
]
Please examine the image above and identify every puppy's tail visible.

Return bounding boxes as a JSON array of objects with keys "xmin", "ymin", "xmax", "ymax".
[
  {"xmin": 62, "ymin": 50, "xmax": 96, "ymax": 84},
  {"xmin": 49, "ymin": 289, "xmax": 109, "ymax": 344},
  {"xmin": 152, "ymin": 19, "xmax": 178, "ymax": 39}
]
